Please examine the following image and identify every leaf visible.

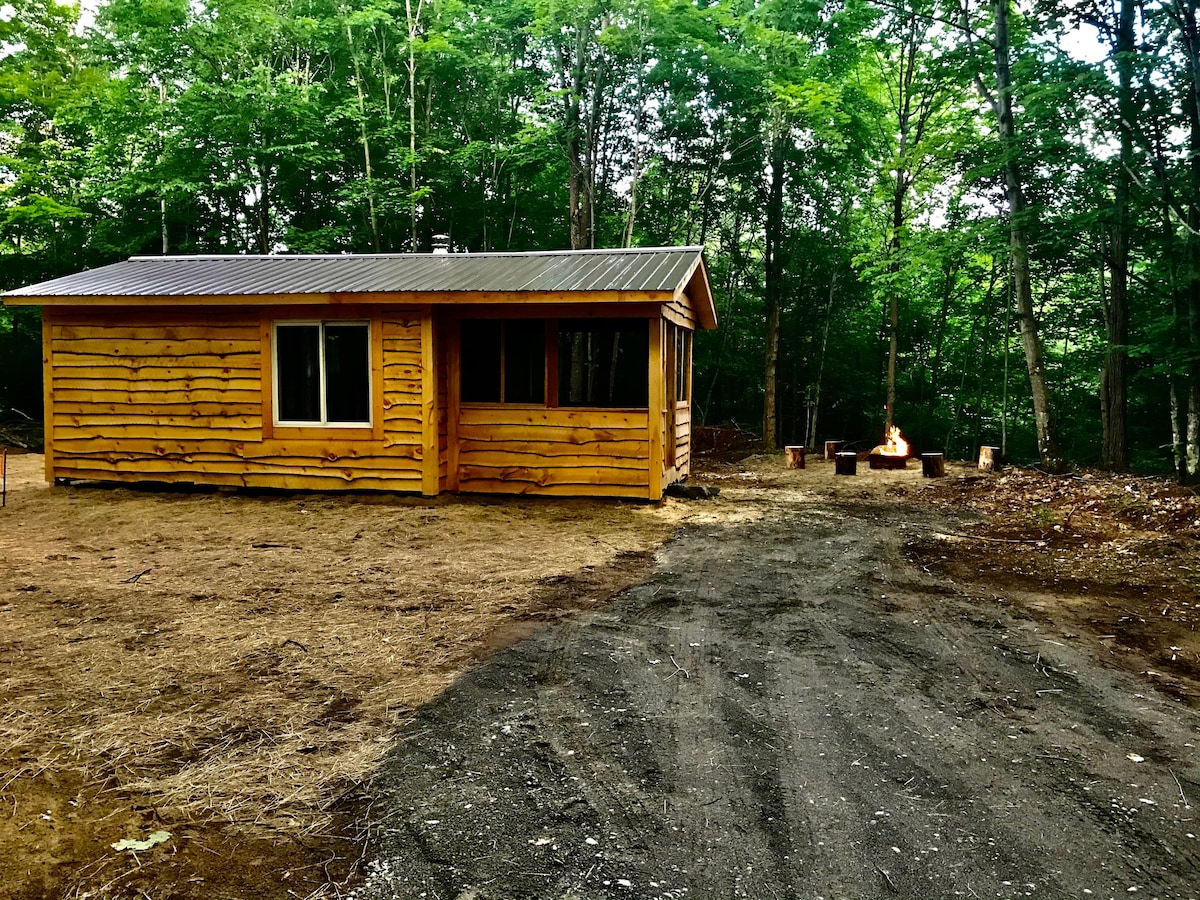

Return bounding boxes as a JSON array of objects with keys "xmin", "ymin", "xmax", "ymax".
[{"xmin": 111, "ymin": 830, "xmax": 171, "ymax": 852}]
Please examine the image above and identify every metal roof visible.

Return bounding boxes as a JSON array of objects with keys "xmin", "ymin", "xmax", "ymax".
[{"xmin": 5, "ymin": 247, "xmax": 705, "ymax": 299}]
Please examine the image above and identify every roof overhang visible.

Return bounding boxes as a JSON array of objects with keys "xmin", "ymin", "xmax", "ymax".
[{"xmin": 2, "ymin": 248, "xmax": 717, "ymax": 329}]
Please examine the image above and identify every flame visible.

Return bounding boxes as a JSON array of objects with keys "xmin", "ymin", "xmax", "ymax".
[{"xmin": 881, "ymin": 425, "xmax": 909, "ymax": 456}]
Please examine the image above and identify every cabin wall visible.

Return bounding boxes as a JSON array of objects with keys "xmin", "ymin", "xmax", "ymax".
[
  {"xmin": 42, "ymin": 304, "xmax": 694, "ymax": 500},
  {"xmin": 670, "ymin": 402, "xmax": 691, "ymax": 481},
  {"xmin": 44, "ymin": 307, "xmax": 426, "ymax": 490},
  {"xmin": 456, "ymin": 407, "xmax": 651, "ymax": 498}
]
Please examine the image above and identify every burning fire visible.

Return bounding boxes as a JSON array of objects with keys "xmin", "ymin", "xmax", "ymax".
[{"xmin": 878, "ymin": 425, "xmax": 909, "ymax": 457}]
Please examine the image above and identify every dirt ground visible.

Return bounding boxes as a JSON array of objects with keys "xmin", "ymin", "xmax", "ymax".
[
  {"xmin": 2, "ymin": 449, "xmax": 1200, "ymax": 899},
  {"xmin": 0, "ymin": 452, "xmax": 707, "ymax": 899},
  {"xmin": 350, "ymin": 456, "xmax": 1200, "ymax": 900}
]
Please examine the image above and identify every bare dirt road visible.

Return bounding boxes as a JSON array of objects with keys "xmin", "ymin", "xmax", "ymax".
[{"xmin": 352, "ymin": 468, "xmax": 1200, "ymax": 900}]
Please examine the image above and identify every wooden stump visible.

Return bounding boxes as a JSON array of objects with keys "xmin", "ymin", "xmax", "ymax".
[
  {"xmin": 785, "ymin": 446, "xmax": 806, "ymax": 469},
  {"xmin": 824, "ymin": 440, "xmax": 845, "ymax": 460},
  {"xmin": 835, "ymin": 451, "xmax": 857, "ymax": 476},
  {"xmin": 921, "ymin": 452, "xmax": 945, "ymax": 478},
  {"xmin": 978, "ymin": 446, "xmax": 1002, "ymax": 473}
]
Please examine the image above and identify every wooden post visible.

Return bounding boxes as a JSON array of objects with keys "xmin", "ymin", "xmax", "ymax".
[
  {"xmin": 420, "ymin": 308, "xmax": 440, "ymax": 496},
  {"xmin": 824, "ymin": 440, "xmax": 844, "ymax": 460},
  {"xmin": 835, "ymin": 451, "xmax": 857, "ymax": 475},
  {"xmin": 648, "ymin": 319, "xmax": 665, "ymax": 501},
  {"xmin": 41, "ymin": 311, "xmax": 55, "ymax": 484},
  {"xmin": 921, "ymin": 452, "xmax": 945, "ymax": 478},
  {"xmin": 978, "ymin": 446, "xmax": 1002, "ymax": 473},
  {"xmin": 785, "ymin": 445, "xmax": 806, "ymax": 469}
]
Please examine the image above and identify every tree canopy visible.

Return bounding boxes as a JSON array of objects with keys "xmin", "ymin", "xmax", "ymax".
[{"xmin": 3, "ymin": 0, "xmax": 1198, "ymax": 475}]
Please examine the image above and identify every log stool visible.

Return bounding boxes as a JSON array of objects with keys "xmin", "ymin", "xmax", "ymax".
[
  {"xmin": 978, "ymin": 446, "xmax": 1002, "ymax": 473},
  {"xmin": 835, "ymin": 451, "xmax": 857, "ymax": 476},
  {"xmin": 785, "ymin": 446, "xmax": 806, "ymax": 469},
  {"xmin": 921, "ymin": 452, "xmax": 945, "ymax": 478},
  {"xmin": 824, "ymin": 440, "xmax": 845, "ymax": 460}
]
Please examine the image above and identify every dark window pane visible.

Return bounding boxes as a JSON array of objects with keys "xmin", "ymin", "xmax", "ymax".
[
  {"xmin": 277, "ymin": 325, "xmax": 321, "ymax": 422},
  {"xmin": 676, "ymin": 331, "xmax": 690, "ymax": 402},
  {"xmin": 558, "ymin": 319, "xmax": 648, "ymax": 408},
  {"xmin": 461, "ymin": 320, "xmax": 502, "ymax": 402},
  {"xmin": 324, "ymin": 324, "xmax": 370, "ymax": 423},
  {"xmin": 503, "ymin": 320, "xmax": 545, "ymax": 404}
]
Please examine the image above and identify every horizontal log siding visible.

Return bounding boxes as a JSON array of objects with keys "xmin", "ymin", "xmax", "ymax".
[
  {"xmin": 457, "ymin": 407, "xmax": 651, "ymax": 498},
  {"xmin": 672, "ymin": 402, "xmax": 691, "ymax": 480},
  {"xmin": 49, "ymin": 313, "xmax": 261, "ymax": 483},
  {"xmin": 47, "ymin": 309, "xmax": 426, "ymax": 490},
  {"xmin": 663, "ymin": 295, "xmax": 698, "ymax": 329},
  {"xmin": 381, "ymin": 313, "xmax": 424, "ymax": 460}
]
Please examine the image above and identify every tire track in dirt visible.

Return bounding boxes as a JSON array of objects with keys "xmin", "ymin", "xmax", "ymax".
[{"xmin": 353, "ymin": 493, "xmax": 1200, "ymax": 900}]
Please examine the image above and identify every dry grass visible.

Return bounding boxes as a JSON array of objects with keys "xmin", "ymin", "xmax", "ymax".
[{"xmin": 0, "ymin": 453, "xmax": 701, "ymax": 896}]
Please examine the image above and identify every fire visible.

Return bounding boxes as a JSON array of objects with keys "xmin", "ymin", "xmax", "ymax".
[{"xmin": 880, "ymin": 425, "xmax": 909, "ymax": 457}]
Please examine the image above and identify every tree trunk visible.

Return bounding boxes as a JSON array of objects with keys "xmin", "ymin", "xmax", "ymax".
[
  {"xmin": 1181, "ymin": 0, "xmax": 1200, "ymax": 477},
  {"xmin": 886, "ymin": 177, "xmax": 901, "ymax": 432},
  {"xmin": 564, "ymin": 24, "xmax": 591, "ymax": 251},
  {"xmin": 1101, "ymin": 0, "xmax": 1134, "ymax": 470},
  {"xmin": 348, "ymin": 24, "xmax": 381, "ymax": 253},
  {"xmin": 762, "ymin": 119, "xmax": 786, "ymax": 451},
  {"xmin": 406, "ymin": 0, "xmax": 423, "ymax": 250},
  {"xmin": 992, "ymin": 0, "xmax": 1063, "ymax": 472},
  {"xmin": 808, "ymin": 269, "xmax": 837, "ymax": 451}
]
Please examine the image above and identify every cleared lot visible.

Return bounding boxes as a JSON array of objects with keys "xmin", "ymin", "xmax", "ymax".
[
  {"xmin": 4, "ymin": 450, "xmax": 1199, "ymax": 899},
  {"xmin": 0, "ymin": 453, "xmax": 696, "ymax": 899}
]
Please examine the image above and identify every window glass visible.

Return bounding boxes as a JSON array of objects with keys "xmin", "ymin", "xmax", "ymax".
[
  {"xmin": 276, "ymin": 324, "xmax": 321, "ymax": 422},
  {"xmin": 676, "ymin": 330, "xmax": 691, "ymax": 402},
  {"xmin": 460, "ymin": 319, "xmax": 545, "ymax": 404},
  {"xmin": 275, "ymin": 321, "xmax": 370, "ymax": 426},
  {"xmin": 558, "ymin": 319, "xmax": 648, "ymax": 408},
  {"xmin": 324, "ymin": 324, "xmax": 371, "ymax": 423},
  {"xmin": 504, "ymin": 320, "xmax": 545, "ymax": 404},
  {"xmin": 461, "ymin": 319, "xmax": 502, "ymax": 403}
]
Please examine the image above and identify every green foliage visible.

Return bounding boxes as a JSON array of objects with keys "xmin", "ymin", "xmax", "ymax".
[{"xmin": 0, "ymin": 0, "xmax": 1196, "ymax": 473}]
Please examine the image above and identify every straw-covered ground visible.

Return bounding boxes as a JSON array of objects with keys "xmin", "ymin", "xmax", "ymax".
[
  {"xmin": 4, "ymin": 447, "xmax": 1200, "ymax": 899},
  {"xmin": 0, "ymin": 452, "xmax": 723, "ymax": 900}
]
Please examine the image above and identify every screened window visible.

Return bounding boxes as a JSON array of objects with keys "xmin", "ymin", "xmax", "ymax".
[
  {"xmin": 558, "ymin": 319, "xmax": 648, "ymax": 408},
  {"xmin": 460, "ymin": 319, "xmax": 545, "ymax": 404},
  {"xmin": 274, "ymin": 322, "xmax": 371, "ymax": 426},
  {"xmin": 675, "ymin": 329, "xmax": 691, "ymax": 402}
]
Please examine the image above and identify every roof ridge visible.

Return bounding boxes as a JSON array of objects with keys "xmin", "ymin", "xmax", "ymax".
[{"xmin": 128, "ymin": 247, "xmax": 703, "ymax": 262}]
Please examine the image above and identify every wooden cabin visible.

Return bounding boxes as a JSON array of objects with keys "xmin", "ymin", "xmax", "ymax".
[{"xmin": 2, "ymin": 248, "xmax": 716, "ymax": 500}]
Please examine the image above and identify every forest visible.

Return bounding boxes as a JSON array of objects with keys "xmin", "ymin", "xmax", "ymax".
[{"xmin": 1, "ymin": 0, "xmax": 1198, "ymax": 476}]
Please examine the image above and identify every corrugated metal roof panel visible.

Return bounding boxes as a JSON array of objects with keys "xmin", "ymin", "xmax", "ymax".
[{"xmin": 4, "ymin": 248, "xmax": 704, "ymax": 298}]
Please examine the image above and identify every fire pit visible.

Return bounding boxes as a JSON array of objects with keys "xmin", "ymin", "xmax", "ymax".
[
  {"xmin": 868, "ymin": 426, "xmax": 910, "ymax": 470},
  {"xmin": 868, "ymin": 452, "xmax": 908, "ymax": 470}
]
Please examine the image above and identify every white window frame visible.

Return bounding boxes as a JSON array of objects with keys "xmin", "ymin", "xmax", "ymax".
[{"xmin": 273, "ymin": 320, "xmax": 372, "ymax": 428}]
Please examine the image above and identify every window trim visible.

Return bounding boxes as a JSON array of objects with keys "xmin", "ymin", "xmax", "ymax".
[{"xmin": 271, "ymin": 318, "xmax": 373, "ymax": 430}]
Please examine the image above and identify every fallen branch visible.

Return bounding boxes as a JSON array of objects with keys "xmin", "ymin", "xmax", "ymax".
[
  {"xmin": 932, "ymin": 531, "xmax": 1046, "ymax": 545},
  {"xmin": 1170, "ymin": 768, "xmax": 1191, "ymax": 809},
  {"xmin": 121, "ymin": 569, "xmax": 152, "ymax": 584},
  {"xmin": 875, "ymin": 865, "xmax": 898, "ymax": 892}
]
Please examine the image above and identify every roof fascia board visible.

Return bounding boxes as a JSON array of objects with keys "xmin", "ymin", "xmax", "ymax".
[{"xmin": 5, "ymin": 289, "xmax": 679, "ymax": 308}]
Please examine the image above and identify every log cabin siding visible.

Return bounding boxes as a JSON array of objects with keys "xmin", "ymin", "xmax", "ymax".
[
  {"xmin": 380, "ymin": 311, "xmax": 424, "ymax": 451},
  {"xmin": 457, "ymin": 406, "xmax": 651, "ymax": 498},
  {"xmin": 46, "ymin": 308, "xmax": 426, "ymax": 489},
  {"xmin": 673, "ymin": 402, "xmax": 692, "ymax": 477}
]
